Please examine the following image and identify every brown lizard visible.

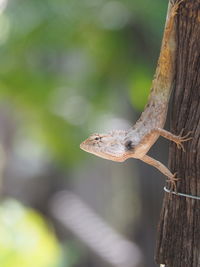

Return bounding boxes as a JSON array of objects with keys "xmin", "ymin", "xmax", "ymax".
[{"xmin": 80, "ymin": 0, "xmax": 191, "ymax": 189}]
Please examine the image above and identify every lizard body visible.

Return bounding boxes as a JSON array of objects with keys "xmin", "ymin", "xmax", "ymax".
[{"xmin": 80, "ymin": 1, "xmax": 191, "ymax": 188}]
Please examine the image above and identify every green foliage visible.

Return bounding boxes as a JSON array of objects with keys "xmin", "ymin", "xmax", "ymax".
[{"xmin": 0, "ymin": 199, "xmax": 61, "ymax": 267}]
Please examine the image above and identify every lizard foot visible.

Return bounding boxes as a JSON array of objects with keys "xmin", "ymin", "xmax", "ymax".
[
  {"xmin": 171, "ymin": 0, "xmax": 184, "ymax": 17},
  {"xmin": 166, "ymin": 172, "xmax": 180, "ymax": 192},
  {"xmin": 174, "ymin": 130, "xmax": 193, "ymax": 151}
]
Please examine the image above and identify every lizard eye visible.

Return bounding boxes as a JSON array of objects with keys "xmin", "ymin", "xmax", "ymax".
[{"xmin": 94, "ymin": 136, "xmax": 100, "ymax": 141}]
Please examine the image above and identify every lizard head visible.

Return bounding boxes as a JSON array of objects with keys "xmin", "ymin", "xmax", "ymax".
[{"xmin": 80, "ymin": 131, "xmax": 127, "ymax": 162}]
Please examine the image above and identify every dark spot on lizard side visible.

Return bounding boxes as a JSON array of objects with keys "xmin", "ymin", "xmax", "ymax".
[{"xmin": 125, "ymin": 140, "xmax": 134, "ymax": 150}]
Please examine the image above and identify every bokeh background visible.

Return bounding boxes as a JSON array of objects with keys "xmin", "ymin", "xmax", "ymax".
[{"xmin": 0, "ymin": 0, "xmax": 170, "ymax": 266}]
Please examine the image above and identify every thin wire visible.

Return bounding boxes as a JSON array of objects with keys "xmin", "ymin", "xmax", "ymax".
[{"xmin": 164, "ymin": 186, "xmax": 200, "ymax": 200}]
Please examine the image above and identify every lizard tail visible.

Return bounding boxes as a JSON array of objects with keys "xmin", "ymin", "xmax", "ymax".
[{"xmin": 148, "ymin": 1, "xmax": 180, "ymax": 105}]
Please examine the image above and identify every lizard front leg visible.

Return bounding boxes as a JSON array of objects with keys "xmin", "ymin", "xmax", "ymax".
[
  {"xmin": 140, "ymin": 154, "xmax": 179, "ymax": 190},
  {"xmin": 152, "ymin": 128, "xmax": 192, "ymax": 151}
]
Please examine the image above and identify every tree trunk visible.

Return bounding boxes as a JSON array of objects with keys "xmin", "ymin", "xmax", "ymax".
[{"xmin": 155, "ymin": 0, "xmax": 200, "ymax": 266}]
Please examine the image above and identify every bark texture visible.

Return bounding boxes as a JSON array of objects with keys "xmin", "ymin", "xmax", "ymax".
[{"xmin": 155, "ymin": 0, "xmax": 200, "ymax": 266}]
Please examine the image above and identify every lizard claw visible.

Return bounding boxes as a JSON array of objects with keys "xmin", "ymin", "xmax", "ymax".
[
  {"xmin": 174, "ymin": 130, "xmax": 193, "ymax": 152},
  {"xmin": 171, "ymin": 0, "xmax": 184, "ymax": 17},
  {"xmin": 166, "ymin": 172, "xmax": 180, "ymax": 193}
]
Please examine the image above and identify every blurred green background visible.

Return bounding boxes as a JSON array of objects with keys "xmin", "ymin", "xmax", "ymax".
[{"xmin": 0, "ymin": 0, "xmax": 169, "ymax": 266}]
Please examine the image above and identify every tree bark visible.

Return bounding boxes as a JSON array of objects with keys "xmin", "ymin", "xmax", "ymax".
[{"xmin": 155, "ymin": 0, "xmax": 200, "ymax": 266}]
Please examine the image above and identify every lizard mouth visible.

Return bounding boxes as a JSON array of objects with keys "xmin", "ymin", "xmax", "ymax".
[
  {"xmin": 80, "ymin": 142, "xmax": 88, "ymax": 152},
  {"xmin": 80, "ymin": 142, "xmax": 125, "ymax": 162}
]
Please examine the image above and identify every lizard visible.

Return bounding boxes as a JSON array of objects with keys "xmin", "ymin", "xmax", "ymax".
[{"xmin": 80, "ymin": 0, "xmax": 191, "ymax": 190}]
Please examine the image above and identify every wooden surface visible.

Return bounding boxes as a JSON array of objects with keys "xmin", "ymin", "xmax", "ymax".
[{"xmin": 155, "ymin": 0, "xmax": 200, "ymax": 266}]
